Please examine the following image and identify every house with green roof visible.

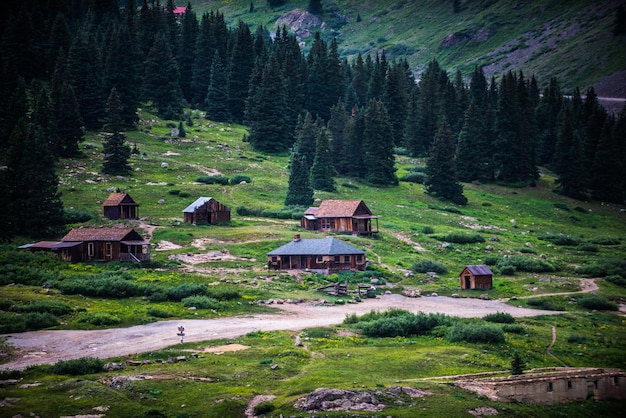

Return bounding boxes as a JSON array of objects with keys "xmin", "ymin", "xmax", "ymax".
[{"xmin": 267, "ymin": 235, "xmax": 367, "ymax": 274}]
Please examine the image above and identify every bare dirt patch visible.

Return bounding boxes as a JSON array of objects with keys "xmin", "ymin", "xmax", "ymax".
[
  {"xmin": 187, "ymin": 343, "xmax": 250, "ymax": 354},
  {"xmin": 156, "ymin": 240, "xmax": 183, "ymax": 251}
]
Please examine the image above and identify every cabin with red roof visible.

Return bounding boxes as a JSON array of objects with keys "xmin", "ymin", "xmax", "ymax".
[
  {"xmin": 459, "ymin": 265, "xmax": 493, "ymax": 290},
  {"xmin": 102, "ymin": 192, "xmax": 139, "ymax": 220},
  {"xmin": 20, "ymin": 228, "xmax": 149, "ymax": 263},
  {"xmin": 301, "ymin": 200, "xmax": 378, "ymax": 235}
]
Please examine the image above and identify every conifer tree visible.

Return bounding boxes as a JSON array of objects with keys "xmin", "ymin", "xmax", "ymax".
[
  {"xmin": 228, "ymin": 21, "xmax": 256, "ymax": 123},
  {"xmin": 456, "ymin": 101, "xmax": 492, "ymax": 182},
  {"xmin": 404, "ymin": 91, "xmax": 422, "ymax": 156},
  {"xmin": 306, "ymin": 33, "xmax": 330, "ymax": 120},
  {"xmin": 553, "ymin": 105, "xmax": 588, "ymax": 199},
  {"xmin": 294, "ymin": 112, "xmax": 319, "ymax": 174},
  {"xmin": 178, "ymin": 2, "xmax": 198, "ymax": 103},
  {"xmin": 310, "ymin": 128, "xmax": 336, "ymax": 192},
  {"xmin": 29, "ymin": 80, "xmax": 60, "ymax": 159},
  {"xmin": 142, "ymin": 34, "xmax": 184, "ymax": 119},
  {"xmin": 535, "ymin": 78, "xmax": 563, "ymax": 167},
  {"xmin": 102, "ymin": 89, "xmax": 132, "ymax": 176},
  {"xmin": 6, "ymin": 118, "xmax": 65, "ymax": 238},
  {"xmin": 425, "ymin": 120, "xmax": 467, "ymax": 205},
  {"xmin": 328, "ymin": 101, "xmax": 350, "ymax": 174},
  {"xmin": 345, "ymin": 108, "xmax": 366, "ymax": 178},
  {"xmin": 510, "ymin": 351, "xmax": 525, "ymax": 375},
  {"xmin": 363, "ymin": 100, "xmax": 397, "ymax": 186},
  {"xmin": 205, "ymin": 51, "xmax": 230, "ymax": 122},
  {"xmin": 351, "ymin": 53, "xmax": 368, "ymax": 107},
  {"xmin": 591, "ymin": 116, "xmax": 623, "ymax": 203},
  {"xmin": 384, "ymin": 59, "xmax": 412, "ymax": 146}
]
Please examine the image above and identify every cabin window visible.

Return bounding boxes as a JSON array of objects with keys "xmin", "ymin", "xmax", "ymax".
[
  {"xmin": 87, "ymin": 243, "xmax": 94, "ymax": 257},
  {"xmin": 105, "ymin": 243, "xmax": 112, "ymax": 257},
  {"xmin": 567, "ymin": 380, "xmax": 572, "ymax": 389},
  {"xmin": 334, "ymin": 256, "xmax": 340, "ymax": 262},
  {"xmin": 321, "ymin": 219, "xmax": 335, "ymax": 229},
  {"xmin": 316, "ymin": 255, "xmax": 323, "ymax": 263},
  {"xmin": 356, "ymin": 255, "xmax": 363, "ymax": 262},
  {"xmin": 271, "ymin": 256, "xmax": 278, "ymax": 262},
  {"xmin": 344, "ymin": 256, "xmax": 350, "ymax": 263},
  {"xmin": 614, "ymin": 376, "xmax": 619, "ymax": 386},
  {"xmin": 547, "ymin": 382, "xmax": 553, "ymax": 392}
]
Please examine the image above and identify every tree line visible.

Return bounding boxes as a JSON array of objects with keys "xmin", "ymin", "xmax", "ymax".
[{"xmin": 1, "ymin": 0, "xmax": 625, "ymax": 239}]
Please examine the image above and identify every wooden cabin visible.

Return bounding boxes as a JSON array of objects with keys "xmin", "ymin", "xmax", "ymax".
[
  {"xmin": 102, "ymin": 192, "xmax": 139, "ymax": 220},
  {"xmin": 182, "ymin": 197, "xmax": 230, "ymax": 224},
  {"xmin": 20, "ymin": 228, "xmax": 150, "ymax": 263},
  {"xmin": 267, "ymin": 234, "xmax": 366, "ymax": 274},
  {"xmin": 459, "ymin": 265, "xmax": 493, "ymax": 290},
  {"xmin": 300, "ymin": 200, "xmax": 378, "ymax": 235}
]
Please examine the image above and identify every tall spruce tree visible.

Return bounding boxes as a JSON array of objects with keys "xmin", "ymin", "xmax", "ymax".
[
  {"xmin": 590, "ymin": 115, "xmax": 623, "ymax": 203},
  {"xmin": 553, "ymin": 105, "xmax": 588, "ymax": 199},
  {"xmin": 456, "ymin": 101, "xmax": 492, "ymax": 182},
  {"xmin": 51, "ymin": 49, "xmax": 84, "ymax": 157},
  {"xmin": 6, "ymin": 118, "xmax": 65, "ymax": 237},
  {"xmin": 310, "ymin": 128, "xmax": 336, "ymax": 192},
  {"xmin": 205, "ymin": 51, "xmax": 230, "ymax": 122},
  {"xmin": 284, "ymin": 150, "xmax": 314, "ymax": 207},
  {"xmin": 425, "ymin": 120, "xmax": 467, "ymax": 205},
  {"xmin": 102, "ymin": 89, "xmax": 132, "ymax": 176},
  {"xmin": 228, "ymin": 21, "xmax": 256, "ymax": 123},
  {"xmin": 363, "ymin": 100, "xmax": 397, "ymax": 186},
  {"xmin": 384, "ymin": 59, "xmax": 412, "ymax": 146},
  {"xmin": 345, "ymin": 107, "xmax": 366, "ymax": 178},
  {"xmin": 142, "ymin": 34, "xmax": 184, "ymax": 119},
  {"xmin": 178, "ymin": 2, "xmax": 198, "ymax": 103},
  {"xmin": 328, "ymin": 101, "xmax": 350, "ymax": 174}
]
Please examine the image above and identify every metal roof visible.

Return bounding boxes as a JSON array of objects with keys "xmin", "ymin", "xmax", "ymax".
[
  {"xmin": 182, "ymin": 197, "xmax": 214, "ymax": 213},
  {"xmin": 267, "ymin": 237, "xmax": 365, "ymax": 256},
  {"xmin": 464, "ymin": 265, "xmax": 493, "ymax": 275}
]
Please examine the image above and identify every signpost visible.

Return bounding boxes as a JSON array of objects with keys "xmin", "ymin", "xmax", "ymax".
[{"xmin": 177, "ymin": 325, "xmax": 185, "ymax": 343}]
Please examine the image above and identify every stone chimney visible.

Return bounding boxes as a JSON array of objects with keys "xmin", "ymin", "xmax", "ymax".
[{"xmin": 294, "ymin": 234, "xmax": 301, "ymax": 242}]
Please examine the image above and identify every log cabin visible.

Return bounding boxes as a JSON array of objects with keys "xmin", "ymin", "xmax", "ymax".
[
  {"xmin": 182, "ymin": 197, "xmax": 231, "ymax": 224},
  {"xmin": 459, "ymin": 264, "xmax": 493, "ymax": 290},
  {"xmin": 267, "ymin": 234, "xmax": 367, "ymax": 274},
  {"xmin": 300, "ymin": 200, "xmax": 378, "ymax": 235},
  {"xmin": 102, "ymin": 192, "xmax": 139, "ymax": 220}
]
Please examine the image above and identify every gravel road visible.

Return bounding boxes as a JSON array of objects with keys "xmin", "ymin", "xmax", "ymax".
[{"xmin": 0, "ymin": 294, "xmax": 560, "ymax": 371}]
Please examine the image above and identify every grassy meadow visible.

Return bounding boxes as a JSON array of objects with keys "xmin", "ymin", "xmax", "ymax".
[{"xmin": 0, "ymin": 107, "xmax": 625, "ymax": 417}]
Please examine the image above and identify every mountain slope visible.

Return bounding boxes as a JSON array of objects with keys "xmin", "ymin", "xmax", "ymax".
[{"xmin": 192, "ymin": 0, "xmax": 626, "ymax": 99}]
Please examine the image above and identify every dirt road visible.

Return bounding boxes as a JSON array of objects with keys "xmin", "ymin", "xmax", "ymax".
[{"xmin": 0, "ymin": 294, "xmax": 561, "ymax": 371}]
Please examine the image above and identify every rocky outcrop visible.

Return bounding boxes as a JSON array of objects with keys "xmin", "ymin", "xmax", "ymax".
[
  {"xmin": 276, "ymin": 9, "xmax": 323, "ymax": 39},
  {"xmin": 294, "ymin": 386, "xmax": 429, "ymax": 412}
]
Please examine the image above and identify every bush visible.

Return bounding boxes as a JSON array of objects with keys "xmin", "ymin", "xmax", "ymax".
[
  {"xmin": 412, "ymin": 259, "xmax": 447, "ymax": 274},
  {"xmin": 576, "ymin": 295, "xmax": 618, "ymax": 311},
  {"xmin": 526, "ymin": 298, "xmax": 564, "ymax": 311},
  {"xmin": 147, "ymin": 307, "xmax": 172, "ymax": 318},
  {"xmin": 422, "ymin": 226, "xmax": 434, "ymax": 234},
  {"xmin": 538, "ymin": 233, "xmax": 579, "ymax": 246},
  {"xmin": 576, "ymin": 243, "xmax": 598, "ymax": 252},
  {"xmin": 253, "ymin": 402, "xmax": 275, "ymax": 415},
  {"xmin": 24, "ymin": 312, "xmax": 59, "ymax": 330},
  {"xmin": 181, "ymin": 295, "xmax": 220, "ymax": 310},
  {"xmin": 13, "ymin": 300, "xmax": 74, "ymax": 316},
  {"xmin": 230, "ymin": 174, "xmax": 251, "ymax": 184},
  {"xmin": 56, "ymin": 272, "xmax": 156, "ymax": 299},
  {"xmin": 498, "ymin": 265, "xmax": 517, "ymax": 275},
  {"xmin": 589, "ymin": 237, "xmax": 620, "ymax": 245},
  {"xmin": 63, "ymin": 207, "xmax": 93, "ymax": 223},
  {"xmin": 605, "ymin": 275, "xmax": 626, "ymax": 287},
  {"xmin": 567, "ymin": 333, "xmax": 587, "ymax": 344},
  {"xmin": 434, "ymin": 232, "xmax": 485, "ymax": 244},
  {"xmin": 52, "ymin": 357, "xmax": 105, "ymax": 375},
  {"xmin": 482, "ymin": 312, "xmax": 515, "ymax": 324},
  {"xmin": 575, "ymin": 259, "xmax": 626, "ymax": 277},
  {"xmin": 207, "ymin": 287, "xmax": 241, "ymax": 301},
  {"xmin": 399, "ymin": 172, "xmax": 425, "ymax": 184},
  {"xmin": 196, "ymin": 175, "xmax": 229, "ymax": 185},
  {"xmin": 167, "ymin": 283, "xmax": 208, "ymax": 301},
  {"xmin": 0, "ymin": 298, "xmax": 14, "ymax": 311},
  {"xmin": 77, "ymin": 312, "xmax": 121, "ymax": 325},
  {"xmin": 502, "ymin": 324, "xmax": 526, "ymax": 334},
  {"xmin": 446, "ymin": 322, "xmax": 505, "ymax": 344},
  {"xmin": 495, "ymin": 256, "xmax": 558, "ymax": 273},
  {"xmin": 354, "ymin": 311, "xmax": 453, "ymax": 338}
]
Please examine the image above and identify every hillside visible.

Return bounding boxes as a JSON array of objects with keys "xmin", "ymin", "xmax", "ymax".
[{"xmin": 192, "ymin": 0, "xmax": 626, "ymax": 106}]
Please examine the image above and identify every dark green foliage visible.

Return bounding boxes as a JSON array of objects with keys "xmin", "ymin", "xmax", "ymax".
[
  {"xmin": 553, "ymin": 105, "xmax": 588, "ymax": 199},
  {"xmin": 205, "ymin": 52, "xmax": 230, "ymax": 122},
  {"xmin": 166, "ymin": 283, "xmax": 208, "ymax": 301},
  {"xmin": 230, "ymin": 174, "xmax": 252, "ymax": 184},
  {"xmin": 605, "ymin": 275, "xmax": 626, "ymax": 287},
  {"xmin": 0, "ymin": 312, "xmax": 58, "ymax": 333},
  {"xmin": 207, "ymin": 287, "xmax": 241, "ymax": 301},
  {"xmin": 181, "ymin": 295, "xmax": 220, "ymax": 310},
  {"xmin": 142, "ymin": 34, "xmax": 184, "ymax": 118},
  {"xmin": 254, "ymin": 402, "xmax": 275, "ymax": 415},
  {"xmin": 411, "ymin": 259, "xmax": 448, "ymax": 274},
  {"xmin": 52, "ymin": 357, "xmax": 105, "ymax": 375},
  {"xmin": 491, "ymin": 255, "xmax": 558, "ymax": 273},
  {"xmin": 576, "ymin": 295, "xmax": 618, "ymax": 311},
  {"xmin": 350, "ymin": 310, "xmax": 453, "ymax": 338},
  {"xmin": 63, "ymin": 207, "xmax": 93, "ymax": 224},
  {"xmin": 196, "ymin": 175, "xmax": 229, "ymax": 185},
  {"xmin": 77, "ymin": 312, "xmax": 121, "ymax": 325},
  {"xmin": 13, "ymin": 300, "xmax": 74, "ymax": 316},
  {"xmin": 422, "ymin": 226, "xmax": 435, "ymax": 234},
  {"xmin": 102, "ymin": 89, "xmax": 132, "ymax": 176},
  {"xmin": 147, "ymin": 307, "xmax": 173, "ymax": 318},
  {"xmin": 538, "ymin": 233, "xmax": 579, "ymax": 246},
  {"xmin": 590, "ymin": 237, "xmax": 621, "ymax": 245},
  {"xmin": 425, "ymin": 120, "xmax": 467, "ymax": 204},
  {"xmin": 567, "ymin": 333, "xmax": 587, "ymax": 344},
  {"xmin": 526, "ymin": 298, "xmax": 564, "ymax": 311},
  {"xmin": 308, "ymin": 0, "xmax": 323, "ymax": 15},
  {"xmin": 614, "ymin": 5, "xmax": 626, "ymax": 36},
  {"xmin": 363, "ymin": 100, "xmax": 398, "ymax": 186},
  {"xmin": 399, "ymin": 171, "xmax": 425, "ymax": 184},
  {"xmin": 482, "ymin": 312, "xmax": 515, "ymax": 324},
  {"xmin": 56, "ymin": 272, "xmax": 156, "ymax": 299},
  {"xmin": 575, "ymin": 259, "xmax": 626, "ymax": 277},
  {"xmin": 228, "ymin": 21, "xmax": 256, "ymax": 123},
  {"xmin": 502, "ymin": 324, "xmax": 526, "ymax": 334},
  {"xmin": 434, "ymin": 232, "xmax": 485, "ymax": 244},
  {"xmin": 446, "ymin": 322, "xmax": 505, "ymax": 344},
  {"xmin": 576, "ymin": 243, "xmax": 598, "ymax": 252},
  {"xmin": 499, "ymin": 265, "xmax": 516, "ymax": 275},
  {"xmin": 510, "ymin": 351, "xmax": 525, "ymax": 375},
  {"xmin": 310, "ymin": 128, "xmax": 336, "ymax": 191}
]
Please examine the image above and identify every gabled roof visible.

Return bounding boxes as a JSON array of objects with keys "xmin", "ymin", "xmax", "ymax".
[
  {"xmin": 314, "ymin": 200, "xmax": 374, "ymax": 218},
  {"xmin": 183, "ymin": 197, "xmax": 214, "ymax": 213},
  {"xmin": 102, "ymin": 192, "xmax": 137, "ymax": 207},
  {"xmin": 464, "ymin": 265, "xmax": 493, "ymax": 275},
  {"xmin": 267, "ymin": 237, "xmax": 365, "ymax": 256},
  {"xmin": 62, "ymin": 228, "xmax": 144, "ymax": 242}
]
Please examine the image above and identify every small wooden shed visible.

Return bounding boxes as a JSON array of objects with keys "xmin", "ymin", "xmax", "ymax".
[
  {"xmin": 102, "ymin": 192, "xmax": 139, "ymax": 220},
  {"xmin": 183, "ymin": 197, "xmax": 230, "ymax": 224},
  {"xmin": 459, "ymin": 264, "xmax": 493, "ymax": 290}
]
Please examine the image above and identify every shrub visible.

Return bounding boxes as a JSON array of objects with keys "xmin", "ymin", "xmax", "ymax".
[
  {"xmin": 63, "ymin": 207, "xmax": 93, "ymax": 223},
  {"xmin": 422, "ymin": 226, "xmax": 434, "ymax": 234},
  {"xmin": 605, "ymin": 275, "xmax": 626, "ymax": 287},
  {"xmin": 577, "ymin": 295, "xmax": 618, "ymax": 311},
  {"xmin": 52, "ymin": 357, "xmax": 105, "ymax": 375},
  {"xmin": 168, "ymin": 189, "xmax": 181, "ymax": 195},
  {"xmin": 483, "ymin": 312, "xmax": 515, "ymax": 324},
  {"xmin": 567, "ymin": 333, "xmax": 587, "ymax": 344},
  {"xmin": 527, "ymin": 298, "xmax": 564, "ymax": 311},
  {"xmin": 236, "ymin": 206, "xmax": 263, "ymax": 217},
  {"xmin": 502, "ymin": 324, "xmax": 526, "ymax": 334},
  {"xmin": 498, "ymin": 265, "xmax": 516, "ymax": 275},
  {"xmin": 538, "ymin": 233, "xmax": 579, "ymax": 246},
  {"xmin": 589, "ymin": 237, "xmax": 620, "ymax": 245},
  {"xmin": 576, "ymin": 243, "xmax": 598, "ymax": 252},
  {"xmin": 399, "ymin": 172, "xmax": 425, "ymax": 184},
  {"xmin": 167, "ymin": 283, "xmax": 208, "ymax": 301},
  {"xmin": 56, "ymin": 273, "xmax": 156, "ymax": 299},
  {"xmin": 446, "ymin": 322, "xmax": 505, "ymax": 344},
  {"xmin": 253, "ymin": 402, "xmax": 275, "ymax": 415},
  {"xmin": 207, "ymin": 287, "xmax": 241, "ymax": 301},
  {"xmin": 0, "ymin": 298, "xmax": 14, "ymax": 310},
  {"xmin": 434, "ymin": 232, "xmax": 485, "ymax": 244},
  {"xmin": 553, "ymin": 202, "xmax": 570, "ymax": 211},
  {"xmin": 496, "ymin": 256, "xmax": 558, "ymax": 273},
  {"xmin": 196, "ymin": 175, "xmax": 229, "ymax": 185},
  {"xmin": 575, "ymin": 259, "xmax": 626, "ymax": 277},
  {"xmin": 147, "ymin": 307, "xmax": 172, "ymax": 318},
  {"xmin": 77, "ymin": 312, "xmax": 121, "ymax": 325},
  {"xmin": 304, "ymin": 327, "xmax": 334, "ymax": 339},
  {"xmin": 354, "ymin": 311, "xmax": 453, "ymax": 338},
  {"xmin": 412, "ymin": 259, "xmax": 447, "ymax": 274},
  {"xmin": 510, "ymin": 351, "xmax": 525, "ymax": 375},
  {"xmin": 230, "ymin": 174, "xmax": 251, "ymax": 184},
  {"xmin": 24, "ymin": 312, "xmax": 59, "ymax": 330},
  {"xmin": 181, "ymin": 295, "xmax": 220, "ymax": 310},
  {"xmin": 13, "ymin": 300, "xmax": 74, "ymax": 316}
]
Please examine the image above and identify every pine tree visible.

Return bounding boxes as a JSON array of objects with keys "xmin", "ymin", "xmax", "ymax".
[
  {"xmin": 510, "ymin": 351, "xmax": 525, "ymax": 375},
  {"xmin": 285, "ymin": 134, "xmax": 314, "ymax": 207},
  {"xmin": 535, "ymin": 78, "xmax": 563, "ymax": 167},
  {"xmin": 384, "ymin": 59, "xmax": 412, "ymax": 146},
  {"xmin": 614, "ymin": 5, "xmax": 626, "ymax": 36},
  {"xmin": 363, "ymin": 100, "xmax": 397, "ymax": 186},
  {"xmin": 6, "ymin": 118, "xmax": 65, "ymax": 238},
  {"xmin": 228, "ymin": 21, "xmax": 256, "ymax": 123},
  {"xmin": 425, "ymin": 120, "xmax": 467, "ymax": 205},
  {"xmin": 177, "ymin": 2, "xmax": 198, "ymax": 103},
  {"xmin": 102, "ymin": 89, "xmax": 132, "ymax": 176},
  {"xmin": 308, "ymin": 0, "xmax": 323, "ymax": 15},
  {"xmin": 553, "ymin": 105, "xmax": 588, "ymax": 199},
  {"xmin": 328, "ymin": 101, "xmax": 350, "ymax": 174},
  {"xmin": 205, "ymin": 51, "xmax": 230, "ymax": 122},
  {"xmin": 456, "ymin": 101, "xmax": 491, "ymax": 182},
  {"xmin": 310, "ymin": 128, "xmax": 336, "ymax": 192},
  {"xmin": 591, "ymin": 116, "xmax": 623, "ymax": 203},
  {"xmin": 345, "ymin": 108, "xmax": 366, "ymax": 178},
  {"xmin": 29, "ymin": 80, "xmax": 60, "ymax": 159}
]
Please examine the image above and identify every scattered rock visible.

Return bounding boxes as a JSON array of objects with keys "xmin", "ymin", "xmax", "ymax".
[{"xmin": 480, "ymin": 294, "xmax": 489, "ymax": 300}]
